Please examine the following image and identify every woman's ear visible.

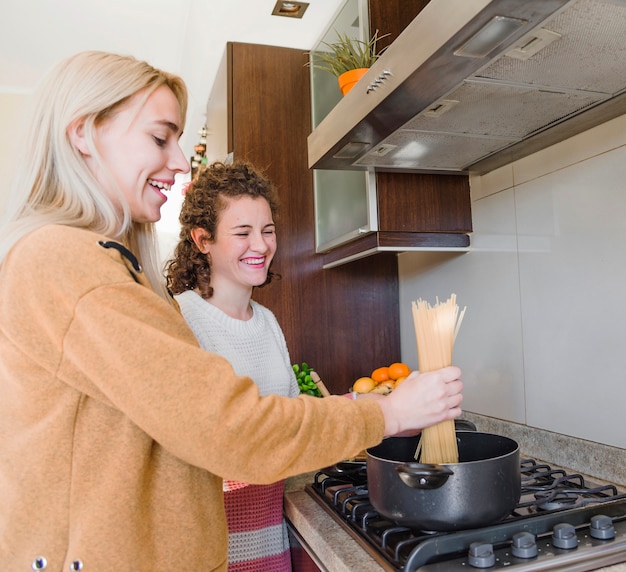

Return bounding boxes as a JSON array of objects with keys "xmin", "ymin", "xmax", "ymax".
[
  {"xmin": 67, "ymin": 118, "xmax": 91, "ymax": 156},
  {"xmin": 190, "ymin": 228, "xmax": 211, "ymax": 254}
]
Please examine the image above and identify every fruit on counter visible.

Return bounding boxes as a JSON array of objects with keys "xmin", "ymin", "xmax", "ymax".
[
  {"xmin": 370, "ymin": 382, "xmax": 394, "ymax": 395},
  {"xmin": 353, "ymin": 376, "xmax": 376, "ymax": 393},
  {"xmin": 292, "ymin": 362, "xmax": 323, "ymax": 397},
  {"xmin": 388, "ymin": 362, "xmax": 410, "ymax": 380},
  {"xmin": 371, "ymin": 367, "xmax": 390, "ymax": 383},
  {"xmin": 351, "ymin": 362, "xmax": 411, "ymax": 394}
]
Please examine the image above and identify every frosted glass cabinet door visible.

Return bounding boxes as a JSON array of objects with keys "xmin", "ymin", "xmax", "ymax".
[
  {"xmin": 314, "ymin": 169, "xmax": 377, "ymax": 252},
  {"xmin": 310, "ymin": 0, "xmax": 376, "ymax": 253}
]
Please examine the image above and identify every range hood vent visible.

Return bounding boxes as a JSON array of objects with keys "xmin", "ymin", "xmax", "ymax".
[{"xmin": 308, "ymin": 0, "xmax": 626, "ymax": 175}]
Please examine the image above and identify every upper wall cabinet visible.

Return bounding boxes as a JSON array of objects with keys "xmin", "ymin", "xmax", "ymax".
[
  {"xmin": 320, "ymin": 171, "xmax": 472, "ymax": 268},
  {"xmin": 309, "ymin": 0, "xmax": 472, "ymax": 267}
]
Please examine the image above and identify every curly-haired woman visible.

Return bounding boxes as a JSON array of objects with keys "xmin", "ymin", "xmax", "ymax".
[{"xmin": 165, "ymin": 161, "xmax": 298, "ymax": 571}]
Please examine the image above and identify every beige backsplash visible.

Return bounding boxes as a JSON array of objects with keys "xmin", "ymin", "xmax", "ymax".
[{"xmin": 462, "ymin": 411, "xmax": 626, "ymax": 488}]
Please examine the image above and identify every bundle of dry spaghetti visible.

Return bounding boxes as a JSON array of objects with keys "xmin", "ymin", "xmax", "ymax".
[{"xmin": 412, "ymin": 294, "xmax": 465, "ymax": 464}]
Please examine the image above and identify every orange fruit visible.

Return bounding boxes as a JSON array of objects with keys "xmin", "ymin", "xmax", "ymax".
[
  {"xmin": 388, "ymin": 362, "xmax": 410, "ymax": 380},
  {"xmin": 371, "ymin": 367, "xmax": 390, "ymax": 383},
  {"xmin": 353, "ymin": 376, "xmax": 376, "ymax": 393}
]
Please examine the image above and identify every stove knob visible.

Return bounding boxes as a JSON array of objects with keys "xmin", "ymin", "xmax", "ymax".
[
  {"xmin": 511, "ymin": 531, "xmax": 538, "ymax": 558},
  {"xmin": 468, "ymin": 542, "xmax": 496, "ymax": 568},
  {"xmin": 590, "ymin": 514, "xmax": 615, "ymax": 540},
  {"xmin": 552, "ymin": 523, "xmax": 578, "ymax": 549}
]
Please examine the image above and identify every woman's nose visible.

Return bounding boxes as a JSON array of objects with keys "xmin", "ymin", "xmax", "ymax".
[
  {"xmin": 250, "ymin": 232, "xmax": 270, "ymax": 252},
  {"xmin": 170, "ymin": 143, "xmax": 190, "ymax": 174}
]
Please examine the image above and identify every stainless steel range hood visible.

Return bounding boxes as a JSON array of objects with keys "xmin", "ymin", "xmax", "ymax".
[{"xmin": 308, "ymin": 0, "xmax": 626, "ymax": 175}]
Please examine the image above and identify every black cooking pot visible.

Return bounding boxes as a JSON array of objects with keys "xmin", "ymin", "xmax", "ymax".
[
  {"xmin": 320, "ymin": 420, "xmax": 478, "ymax": 486},
  {"xmin": 366, "ymin": 431, "xmax": 520, "ymax": 531}
]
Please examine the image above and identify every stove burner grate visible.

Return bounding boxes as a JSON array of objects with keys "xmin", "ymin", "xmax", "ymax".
[{"xmin": 307, "ymin": 458, "xmax": 626, "ymax": 571}]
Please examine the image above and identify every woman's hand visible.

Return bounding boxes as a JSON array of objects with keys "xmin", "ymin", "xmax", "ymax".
[{"xmin": 376, "ymin": 366, "xmax": 463, "ymax": 437}]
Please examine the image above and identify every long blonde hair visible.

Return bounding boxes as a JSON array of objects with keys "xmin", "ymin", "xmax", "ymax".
[{"xmin": 0, "ymin": 51, "xmax": 188, "ymax": 301}]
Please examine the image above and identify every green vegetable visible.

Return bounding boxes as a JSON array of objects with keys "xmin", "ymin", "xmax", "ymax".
[{"xmin": 292, "ymin": 362, "xmax": 322, "ymax": 397}]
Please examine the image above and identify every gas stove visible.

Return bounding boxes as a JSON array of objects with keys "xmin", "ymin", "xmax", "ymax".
[{"xmin": 306, "ymin": 458, "xmax": 626, "ymax": 571}]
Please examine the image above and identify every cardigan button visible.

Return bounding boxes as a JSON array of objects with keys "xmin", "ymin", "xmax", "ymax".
[
  {"xmin": 31, "ymin": 556, "xmax": 48, "ymax": 570},
  {"xmin": 69, "ymin": 560, "xmax": 84, "ymax": 571}
]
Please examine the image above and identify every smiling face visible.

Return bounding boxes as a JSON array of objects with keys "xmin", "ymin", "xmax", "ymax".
[
  {"xmin": 84, "ymin": 85, "xmax": 189, "ymax": 223},
  {"xmin": 207, "ymin": 195, "xmax": 277, "ymax": 292}
]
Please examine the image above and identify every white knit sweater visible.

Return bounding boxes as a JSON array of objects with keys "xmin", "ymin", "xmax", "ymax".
[
  {"xmin": 174, "ymin": 290, "xmax": 298, "ymax": 570},
  {"xmin": 175, "ymin": 291, "xmax": 299, "ymax": 399}
]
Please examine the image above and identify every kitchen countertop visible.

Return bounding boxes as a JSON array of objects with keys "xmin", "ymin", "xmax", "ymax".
[
  {"xmin": 284, "ymin": 471, "xmax": 384, "ymax": 572},
  {"xmin": 284, "ymin": 412, "xmax": 626, "ymax": 571},
  {"xmin": 461, "ymin": 412, "xmax": 626, "ymax": 488}
]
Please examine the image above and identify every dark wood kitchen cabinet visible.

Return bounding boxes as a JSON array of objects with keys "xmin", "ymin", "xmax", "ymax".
[
  {"xmin": 367, "ymin": 0, "xmax": 431, "ymax": 51},
  {"xmin": 320, "ymin": 172, "xmax": 471, "ymax": 267},
  {"xmin": 220, "ymin": 41, "xmax": 400, "ymax": 391}
]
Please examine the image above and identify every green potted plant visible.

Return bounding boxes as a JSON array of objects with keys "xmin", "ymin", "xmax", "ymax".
[{"xmin": 306, "ymin": 29, "xmax": 390, "ymax": 95}]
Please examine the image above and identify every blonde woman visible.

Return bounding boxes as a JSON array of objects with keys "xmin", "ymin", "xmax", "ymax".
[{"xmin": 0, "ymin": 50, "xmax": 464, "ymax": 571}]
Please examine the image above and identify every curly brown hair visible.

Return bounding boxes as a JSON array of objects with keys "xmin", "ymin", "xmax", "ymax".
[{"xmin": 165, "ymin": 160, "xmax": 280, "ymax": 299}]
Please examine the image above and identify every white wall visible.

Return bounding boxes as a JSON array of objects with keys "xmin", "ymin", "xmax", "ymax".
[
  {"xmin": 1, "ymin": 0, "xmax": 345, "ymax": 184},
  {"xmin": 398, "ymin": 114, "xmax": 626, "ymax": 450},
  {"xmin": 0, "ymin": 93, "xmax": 30, "ymax": 218}
]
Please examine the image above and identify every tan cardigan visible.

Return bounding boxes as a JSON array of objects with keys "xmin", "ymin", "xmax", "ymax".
[{"xmin": 0, "ymin": 225, "xmax": 384, "ymax": 571}]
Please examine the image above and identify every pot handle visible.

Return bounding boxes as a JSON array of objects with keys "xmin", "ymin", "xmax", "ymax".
[{"xmin": 395, "ymin": 463, "xmax": 454, "ymax": 489}]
